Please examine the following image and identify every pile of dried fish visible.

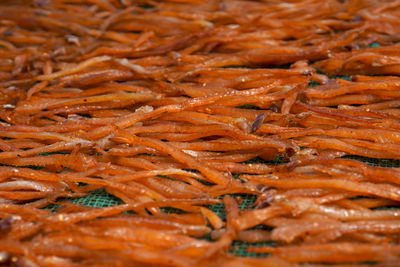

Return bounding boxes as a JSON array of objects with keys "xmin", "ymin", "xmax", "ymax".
[{"xmin": 1, "ymin": 0, "xmax": 400, "ymax": 266}]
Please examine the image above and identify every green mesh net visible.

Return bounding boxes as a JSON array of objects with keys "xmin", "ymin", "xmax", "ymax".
[{"xmin": 70, "ymin": 188, "xmax": 122, "ymax": 207}]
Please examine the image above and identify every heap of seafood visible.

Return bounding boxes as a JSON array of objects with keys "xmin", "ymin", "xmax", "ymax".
[{"xmin": 1, "ymin": 0, "xmax": 400, "ymax": 266}]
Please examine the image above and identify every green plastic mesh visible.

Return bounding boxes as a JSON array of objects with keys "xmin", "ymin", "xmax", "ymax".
[
  {"xmin": 345, "ymin": 155, "xmax": 400, "ymax": 168},
  {"xmin": 70, "ymin": 189, "xmax": 122, "ymax": 207}
]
